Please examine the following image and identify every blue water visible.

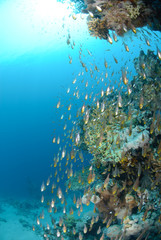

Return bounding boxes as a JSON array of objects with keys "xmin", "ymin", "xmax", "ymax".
[
  {"xmin": 1, "ymin": 32, "xmax": 160, "ymax": 197},
  {"xmin": 0, "ymin": 0, "xmax": 161, "ymax": 239}
]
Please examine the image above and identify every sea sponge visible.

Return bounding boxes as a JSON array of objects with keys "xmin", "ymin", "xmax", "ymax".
[{"xmin": 123, "ymin": 217, "xmax": 149, "ymax": 239}]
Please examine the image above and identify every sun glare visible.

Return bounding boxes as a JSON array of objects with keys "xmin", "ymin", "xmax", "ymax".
[
  {"xmin": 32, "ymin": 0, "xmax": 72, "ymax": 19},
  {"xmin": 0, "ymin": 0, "xmax": 87, "ymax": 61}
]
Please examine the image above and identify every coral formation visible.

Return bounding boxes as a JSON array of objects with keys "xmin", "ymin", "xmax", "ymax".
[
  {"xmin": 82, "ymin": 0, "xmax": 161, "ymax": 38},
  {"xmin": 35, "ymin": 49, "xmax": 161, "ymax": 240},
  {"xmin": 124, "ymin": 1, "xmax": 141, "ymax": 19},
  {"xmin": 77, "ymin": 50, "xmax": 161, "ymax": 239}
]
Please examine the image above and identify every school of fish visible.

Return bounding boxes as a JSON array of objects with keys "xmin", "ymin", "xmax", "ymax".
[{"xmin": 33, "ymin": 3, "xmax": 161, "ymax": 240}]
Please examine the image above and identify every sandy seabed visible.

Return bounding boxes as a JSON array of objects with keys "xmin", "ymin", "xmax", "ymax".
[{"xmin": 0, "ymin": 197, "xmax": 42, "ymax": 240}]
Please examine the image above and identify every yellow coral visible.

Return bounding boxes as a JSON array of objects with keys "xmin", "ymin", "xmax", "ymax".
[
  {"xmin": 87, "ymin": 18, "xmax": 109, "ymax": 40},
  {"xmin": 124, "ymin": 2, "xmax": 140, "ymax": 19}
]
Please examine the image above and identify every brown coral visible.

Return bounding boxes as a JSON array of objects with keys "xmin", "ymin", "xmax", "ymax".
[
  {"xmin": 94, "ymin": 184, "xmax": 126, "ymax": 220},
  {"xmin": 125, "ymin": 194, "xmax": 138, "ymax": 211},
  {"xmin": 83, "ymin": 0, "xmax": 155, "ymax": 37},
  {"xmin": 87, "ymin": 18, "xmax": 109, "ymax": 39}
]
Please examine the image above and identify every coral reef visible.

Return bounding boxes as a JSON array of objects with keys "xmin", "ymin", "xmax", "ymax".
[
  {"xmin": 79, "ymin": 49, "xmax": 161, "ymax": 167},
  {"xmin": 36, "ymin": 49, "xmax": 161, "ymax": 240},
  {"xmin": 82, "ymin": 0, "xmax": 161, "ymax": 38},
  {"xmin": 77, "ymin": 50, "xmax": 161, "ymax": 239}
]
